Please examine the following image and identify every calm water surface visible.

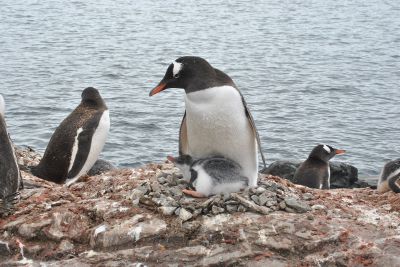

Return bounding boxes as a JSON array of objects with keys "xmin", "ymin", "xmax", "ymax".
[{"xmin": 1, "ymin": 0, "xmax": 399, "ymax": 181}]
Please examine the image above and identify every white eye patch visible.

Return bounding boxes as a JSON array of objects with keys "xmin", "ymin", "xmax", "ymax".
[
  {"xmin": 172, "ymin": 61, "xmax": 182, "ymax": 77},
  {"xmin": 323, "ymin": 145, "xmax": 331, "ymax": 153}
]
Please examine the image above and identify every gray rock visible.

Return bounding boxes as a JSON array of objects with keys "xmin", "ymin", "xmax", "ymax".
[
  {"xmin": 250, "ymin": 195, "xmax": 260, "ymax": 204},
  {"xmin": 265, "ymin": 199, "xmax": 278, "ymax": 207},
  {"xmin": 179, "ymin": 208, "xmax": 193, "ymax": 221},
  {"xmin": 329, "ymin": 161, "xmax": 358, "ymax": 188},
  {"xmin": 302, "ymin": 193, "xmax": 314, "ymax": 201},
  {"xmin": 58, "ymin": 240, "xmax": 75, "ymax": 253},
  {"xmin": 237, "ymin": 205, "xmax": 247, "ymax": 212},
  {"xmin": 0, "ymin": 241, "xmax": 10, "ymax": 256},
  {"xmin": 312, "ymin": 204, "xmax": 327, "ymax": 211},
  {"xmin": 91, "ymin": 215, "xmax": 167, "ymax": 248},
  {"xmin": 159, "ymin": 206, "xmax": 177, "ymax": 216},
  {"xmin": 18, "ymin": 219, "xmax": 52, "ymax": 239},
  {"xmin": 255, "ymin": 187, "xmax": 267, "ymax": 194},
  {"xmin": 231, "ymin": 193, "xmax": 271, "ymax": 215},
  {"xmin": 88, "ymin": 159, "xmax": 116, "ymax": 176},
  {"xmin": 211, "ymin": 206, "xmax": 225, "ymax": 215},
  {"xmin": 226, "ymin": 204, "xmax": 238, "ymax": 213},
  {"xmin": 258, "ymin": 191, "xmax": 277, "ymax": 206},
  {"xmin": 262, "ymin": 160, "xmax": 369, "ymax": 189},
  {"xmin": 262, "ymin": 160, "xmax": 300, "ymax": 180},
  {"xmin": 284, "ymin": 197, "xmax": 311, "ymax": 213}
]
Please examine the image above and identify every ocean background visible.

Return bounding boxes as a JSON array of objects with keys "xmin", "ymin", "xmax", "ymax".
[{"xmin": 1, "ymin": 0, "xmax": 399, "ymax": 183}]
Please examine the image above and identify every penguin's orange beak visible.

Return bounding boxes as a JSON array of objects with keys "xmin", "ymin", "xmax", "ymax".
[
  {"xmin": 167, "ymin": 155, "xmax": 175, "ymax": 162},
  {"xmin": 149, "ymin": 82, "xmax": 167, "ymax": 96},
  {"xmin": 335, "ymin": 149, "xmax": 346, "ymax": 155}
]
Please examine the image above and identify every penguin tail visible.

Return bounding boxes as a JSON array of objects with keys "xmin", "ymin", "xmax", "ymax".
[{"xmin": 388, "ymin": 173, "xmax": 400, "ymax": 193}]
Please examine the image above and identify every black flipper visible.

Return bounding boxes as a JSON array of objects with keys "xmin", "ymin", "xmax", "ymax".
[
  {"xmin": 241, "ymin": 97, "xmax": 267, "ymax": 171},
  {"xmin": 179, "ymin": 111, "xmax": 188, "ymax": 156},
  {"xmin": 388, "ymin": 173, "xmax": 400, "ymax": 193}
]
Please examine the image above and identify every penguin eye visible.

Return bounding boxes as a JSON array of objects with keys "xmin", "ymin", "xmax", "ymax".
[{"xmin": 174, "ymin": 73, "xmax": 180, "ymax": 79}]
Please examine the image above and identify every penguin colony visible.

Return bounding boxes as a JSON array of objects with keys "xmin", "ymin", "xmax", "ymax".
[{"xmin": 0, "ymin": 56, "xmax": 398, "ymax": 214}]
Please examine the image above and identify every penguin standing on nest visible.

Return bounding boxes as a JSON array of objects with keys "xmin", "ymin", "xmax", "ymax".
[
  {"xmin": 293, "ymin": 144, "xmax": 346, "ymax": 189},
  {"xmin": 0, "ymin": 94, "xmax": 23, "ymax": 215},
  {"xmin": 150, "ymin": 56, "xmax": 266, "ymax": 187},
  {"xmin": 32, "ymin": 87, "xmax": 110, "ymax": 186}
]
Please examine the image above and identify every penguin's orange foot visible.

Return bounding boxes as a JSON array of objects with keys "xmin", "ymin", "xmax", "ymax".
[{"xmin": 182, "ymin": 189, "xmax": 207, "ymax": 198}]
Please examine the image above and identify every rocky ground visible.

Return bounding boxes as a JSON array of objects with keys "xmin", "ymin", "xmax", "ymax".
[{"xmin": 0, "ymin": 147, "xmax": 399, "ymax": 266}]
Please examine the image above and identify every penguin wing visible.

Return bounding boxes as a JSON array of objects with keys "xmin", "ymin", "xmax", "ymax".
[
  {"xmin": 241, "ymin": 97, "xmax": 267, "ymax": 170},
  {"xmin": 66, "ymin": 115, "xmax": 101, "ymax": 179},
  {"xmin": 179, "ymin": 111, "xmax": 189, "ymax": 155},
  {"xmin": 388, "ymin": 170, "xmax": 400, "ymax": 193}
]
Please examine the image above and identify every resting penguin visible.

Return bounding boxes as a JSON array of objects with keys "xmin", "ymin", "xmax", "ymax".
[
  {"xmin": 150, "ymin": 56, "xmax": 266, "ymax": 187},
  {"xmin": 32, "ymin": 87, "xmax": 110, "ymax": 186},
  {"xmin": 0, "ymin": 94, "xmax": 23, "ymax": 215},
  {"xmin": 377, "ymin": 159, "xmax": 400, "ymax": 193},
  {"xmin": 167, "ymin": 154, "xmax": 248, "ymax": 197},
  {"xmin": 293, "ymin": 144, "xmax": 346, "ymax": 189}
]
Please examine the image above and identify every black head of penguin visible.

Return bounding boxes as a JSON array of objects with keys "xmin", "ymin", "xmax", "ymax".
[
  {"xmin": 308, "ymin": 144, "xmax": 346, "ymax": 163},
  {"xmin": 167, "ymin": 154, "xmax": 193, "ymax": 167},
  {"xmin": 149, "ymin": 56, "xmax": 235, "ymax": 96},
  {"xmin": 81, "ymin": 87, "xmax": 107, "ymax": 108}
]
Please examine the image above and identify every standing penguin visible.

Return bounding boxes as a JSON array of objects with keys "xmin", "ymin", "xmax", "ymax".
[
  {"xmin": 0, "ymin": 94, "xmax": 23, "ymax": 215},
  {"xmin": 377, "ymin": 159, "xmax": 400, "ymax": 193},
  {"xmin": 150, "ymin": 56, "xmax": 266, "ymax": 187},
  {"xmin": 293, "ymin": 144, "xmax": 346, "ymax": 189},
  {"xmin": 167, "ymin": 154, "xmax": 248, "ymax": 197},
  {"xmin": 32, "ymin": 87, "xmax": 110, "ymax": 186}
]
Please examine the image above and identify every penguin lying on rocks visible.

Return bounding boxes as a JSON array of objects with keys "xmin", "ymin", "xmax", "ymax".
[
  {"xmin": 377, "ymin": 159, "xmax": 400, "ymax": 193},
  {"xmin": 167, "ymin": 154, "xmax": 248, "ymax": 197},
  {"xmin": 293, "ymin": 144, "xmax": 346, "ymax": 189}
]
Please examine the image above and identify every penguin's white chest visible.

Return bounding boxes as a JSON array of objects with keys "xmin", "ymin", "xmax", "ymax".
[
  {"xmin": 66, "ymin": 110, "xmax": 110, "ymax": 186},
  {"xmin": 184, "ymin": 86, "xmax": 258, "ymax": 186}
]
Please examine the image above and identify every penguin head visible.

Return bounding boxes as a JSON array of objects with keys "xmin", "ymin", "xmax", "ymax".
[
  {"xmin": 167, "ymin": 154, "xmax": 193, "ymax": 179},
  {"xmin": 167, "ymin": 154, "xmax": 193, "ymax": 167},
  {"xmin": 81, "ymin": 87, "xmax": 106, "ymax": 108},
  {"xmin": 0, "ymin": 94, "xmax": 5, "ymax": 117},
  {"xmin": 309, "ymin": 144, "xmax": 346, "ymax": 162},
  {"xmin": 149, "ymin": 56, "xmax": 217, "ymax": 96}
]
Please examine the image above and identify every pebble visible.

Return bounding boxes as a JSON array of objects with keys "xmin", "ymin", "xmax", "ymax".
[
  {"xmin": 179, "ymin": 208, "xmax": 193, "ymax": 221},
  {"xmin": 284, "ymin": 197, "xmax": 311, "ymax": 213},
  {"xmin": 159, "ymin": 207, "xmax": 177, "ymax": 216},
  {"xmin": 131, "ymin": 167, "xmax": 314, "ymax": 219},
  {"xmin": 302, "ymin": 193, "xmax": 314, "ymax": 201},
  {"xmin": 212, "ymin": 206, "xmax": 225, "ymax": 215},
  {"xmin": 311, "ymin": 204, "xmax": 327, "ymax": 211},
  {"xmin": 255, "ymin": 187, "xmax": 267, "ymax": 194},
  {"xmin": 250, "ymin": 195, "xmax": 259, "ymax": 204}
]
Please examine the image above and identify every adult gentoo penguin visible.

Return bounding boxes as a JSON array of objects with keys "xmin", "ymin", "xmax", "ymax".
[
  {"xmin": 150, "ymin": 56, "xmax": 266, "ymax": 187},
  {"xmin": 377, "ymin": 159, "xmax": 400, "ymax": 193},
  {"xmin": 293, "ymin": 144, "xmax": 345, "ymax": 189},
  {"xmin": 32, "ymin": 87, "xmax": 110, "ymax": 186},
  {"xmin": 167, "ymin": 154, "xmax": 248, "ymax": 197},
  {"xmin": 0, "ymin": 94, "xmax": 23, "ymax": 215}
]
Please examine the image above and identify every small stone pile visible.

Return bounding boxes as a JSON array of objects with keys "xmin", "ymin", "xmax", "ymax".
[{"xmin": 130, "ymin": 166, "xmax": 311, "ymax": 222}]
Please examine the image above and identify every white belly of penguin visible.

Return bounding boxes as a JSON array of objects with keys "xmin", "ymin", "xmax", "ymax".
[
  {"xmin": 184, "ymin": 86, "xmax": 258, "ymax": 186},
  {"xmin": 65, "ymin": 110, "xmax": 110, "ymax": 186}
]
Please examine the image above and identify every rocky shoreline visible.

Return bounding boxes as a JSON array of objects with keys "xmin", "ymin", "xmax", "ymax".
[{"xmin": 0, "ymin": 147, "xmax": 399, "ymax": 266}]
